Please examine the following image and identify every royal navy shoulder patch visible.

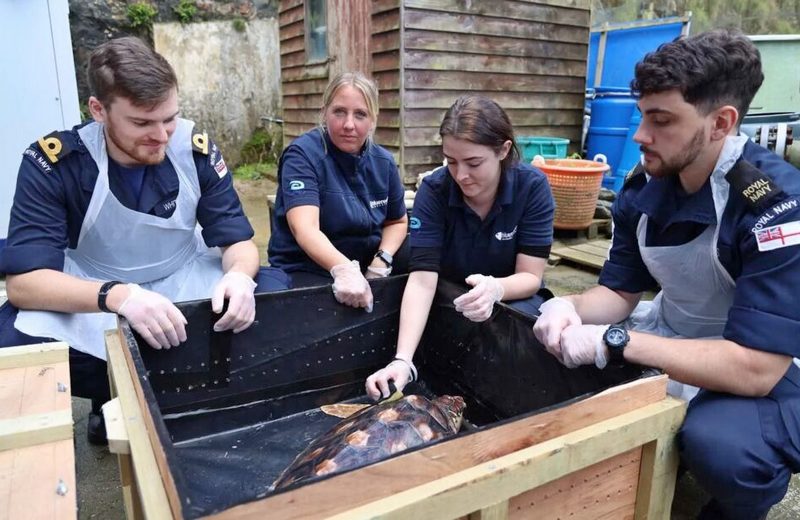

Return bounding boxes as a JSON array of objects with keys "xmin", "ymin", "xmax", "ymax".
[
  {"xmin": 36, "ymin": 131, "xmax": 72, "ymax": 164},
  {"xmin": 726, "ymin": 160, "xmax": 784, "ymax": 211}
]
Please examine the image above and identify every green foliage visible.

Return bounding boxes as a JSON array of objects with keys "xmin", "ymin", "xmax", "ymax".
[
  {"xmin": 79, "ymin": 103, "xmax": 91, "ymax": 123},
  {"xmin": 126, "ymin": 2, "xmax": 157, "ymax": 29},
  {"xmin": 240, "ymin": 127, "xmax": 283, "ymax": 165},
  {"xmin": 173, "ymin": 0, "xmax": 197, "ymax": 24},
  {"xmin": 233, "ymin": 162, "xmax": 276, "ymax": 181},
  {"xmin": 232, "ymin": 18, "xmax": 247, "ymax": 32},
  {"xmin": 592, "ymin": 0, "xmax": 800, "ymax": 34}
]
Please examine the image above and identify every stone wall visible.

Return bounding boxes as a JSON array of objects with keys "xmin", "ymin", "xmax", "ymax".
[
  {"xmin": 155, "ymin": 19, "xmax": 281, "ymax": 164},
  {"xmin": 68, "ymin": 0, "xmax": 280, "ymax": 164}
]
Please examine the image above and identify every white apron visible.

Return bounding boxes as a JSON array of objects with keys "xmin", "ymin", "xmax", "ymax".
[
  {"xmin": 15, "ymin": 119, "xmax": 225, "ymax": 360},
  {"xmin": 624, "ymin": 136, "xmax": 749, "ymax": 401}
]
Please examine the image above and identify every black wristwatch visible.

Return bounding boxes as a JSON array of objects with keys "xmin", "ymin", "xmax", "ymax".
[
  {"xmin": 603, "ymin": 324, "xmax": 630, "ymax": 364},
  {"xmin": 98, "ymin": 281, "xmax": 124, "ymax": 313},
  {"xmin": 375, "ymin": 249, "xmax": 393, "ymax": 268}
]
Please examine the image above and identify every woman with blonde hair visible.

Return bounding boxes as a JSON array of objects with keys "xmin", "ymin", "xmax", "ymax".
[{"xmin": 268, "ymin": 72, "xmax": 408, "ymax": 311}]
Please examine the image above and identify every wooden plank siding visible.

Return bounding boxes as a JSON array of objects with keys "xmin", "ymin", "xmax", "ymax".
[
  {"xmin": 397, "ymin": 0, "xmax": 591, "ymax": 180},
  {"xmin": 281, "ymin": 0, "xmax": 590, "ymax": 182}
]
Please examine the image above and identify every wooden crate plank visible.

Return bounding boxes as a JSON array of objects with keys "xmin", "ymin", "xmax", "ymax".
[
  {"xmin": 0, "ymin": 342, "xmax": 68, "ymax": 370},
  {"xmin": 19, "ymin": 361, "xmax": 71, "ymax": 417},
  {"xmin": 322, "ymin": 398, "xmax": 685, "ymax": 520},
  {"xmin": 0, "ymin": 368, "xmax": 25, "ymax": 421},
  {"xmin": 2, "ymin": 440, "xmax": 76, "ymax": 520},
  {"xmin": 0, "ymin": 410, "xmax": 72, "ymax": 451},
  {"xmin": 509, "ymin": 448, "xmax": 641, "ymax": 519},
  {"xmin": 468, "ymin": 500, "xmax": 509, "ymax": 520},
  {"xmin": 106, "ymin": 331, "xmax": 173, "ymax": 519},
  {"xmin": 211, "ymin": 377, "xmax": 670, "ymax": 519},
  {"xmin": 634, "ymin": 433, "xmax": 680, "ymax": 520},
  {"xmin": 103, "ymin": 397, "xmax": 130, "ymax": 456}
]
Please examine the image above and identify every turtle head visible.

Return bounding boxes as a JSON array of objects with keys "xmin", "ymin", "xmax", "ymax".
[{"xmin": 435, "ymin": 395, "xmax": 466, "ymax": 433}]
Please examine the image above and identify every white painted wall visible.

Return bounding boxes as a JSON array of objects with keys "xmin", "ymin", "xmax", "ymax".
[
  {"xmin": 154, "ymin": 19, "xmax": 282, "ymax": 165},
  {"xmin": 0, "ymin": 0, "xmax": 80, "ymax": 243}
]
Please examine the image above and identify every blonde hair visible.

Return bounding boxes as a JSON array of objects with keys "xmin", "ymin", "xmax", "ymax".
[{"xmin": 320, "ymin": 72, "xmax": 380, "ymax": 126}]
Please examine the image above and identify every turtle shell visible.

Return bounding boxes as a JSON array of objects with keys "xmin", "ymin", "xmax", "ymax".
[{"xmin": 272, "ymin": 394, "xmax": 466, "ymax": 490}]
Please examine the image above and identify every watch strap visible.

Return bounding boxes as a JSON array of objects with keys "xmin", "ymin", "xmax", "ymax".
[
  {"xmin": 375, "ymin": 249, "xmax": 393, "ymax": 267},
  {"xmin": 98, "ymin": 281, "xmax": 124, "ymax": 313}
]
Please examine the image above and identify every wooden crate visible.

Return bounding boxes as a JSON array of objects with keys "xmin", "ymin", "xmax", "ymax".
[
  {"xmin": 105, "ymin": 329, "xmax": 685, "ymax": 520},
  {"xmin": 0, "ymin": 342, "xmax": 76, "ymax": 520}
]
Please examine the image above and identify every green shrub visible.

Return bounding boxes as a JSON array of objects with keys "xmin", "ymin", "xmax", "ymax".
[
  {"xmin": 233, "ymin": 162, "xmax": 277, "ymax": 181},
  {"xmin": 232, "ymin": 18, "xmax": 247, "ymax": 32},
  {"xmin": 240, "ymin": 127, "xmax": 282, "ymax": 165},
  {"xmin": 173, "ymin": 0, "xmax": 197, "ymax": 24},
  {"xmin": 127, "ymin": 2, "xmax": 157, "ymax": 28}
]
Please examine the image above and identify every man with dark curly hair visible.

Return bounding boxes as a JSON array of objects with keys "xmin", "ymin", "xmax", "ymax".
[{"xmin": 534, "ymin": 29, "xmax": 800, "ymax": 519}]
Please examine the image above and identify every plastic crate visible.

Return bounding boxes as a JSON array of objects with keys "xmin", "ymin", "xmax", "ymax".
[{"xmin": 517, "ymin": 136, "xmax": 570, "ymax": 162}]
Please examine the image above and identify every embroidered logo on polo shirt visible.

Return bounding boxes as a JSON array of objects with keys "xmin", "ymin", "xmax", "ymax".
[
  {"xmin": 214, "ymin": 156, "xmax": 228, "ymax": 178},
  {"xmin": 495, "ymin": 226, "xmax": 517, "ymax": 241},
  {"xmin": 289, "ymin": 180, "xmax": 305, "ymax": 191},
  {"xmin": 369, "ymin": 197, "xmax": 388, "ymax": 209},
  {"xmin": 754, "ymin": 221, "xmax": 800, "ymax": 252},
  {"xmin": 410, "ymin": 217, "xmax": 421, "ymax": 229}
]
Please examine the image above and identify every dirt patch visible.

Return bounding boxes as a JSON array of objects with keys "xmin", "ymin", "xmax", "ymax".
[{"xmin": 234, "ymin": 178, "xmax": 278, "ymax": 264}]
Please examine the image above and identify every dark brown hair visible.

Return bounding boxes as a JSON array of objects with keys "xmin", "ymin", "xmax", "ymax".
[
  {"xmin": 87, "ymin": 36, "xmax": 178, "ymax": 108},
  {"xmin": 632, "ymin": 29, "xmax": 763, "ymax": 124},
  {"xmin": 439, "ymin": 95, "xmax": 520, "ymax": 173}
]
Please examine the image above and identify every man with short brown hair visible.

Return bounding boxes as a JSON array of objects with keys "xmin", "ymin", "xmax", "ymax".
[{"xmin": 0, "ymin": 36, "xmax": 284, "ymax": 444}]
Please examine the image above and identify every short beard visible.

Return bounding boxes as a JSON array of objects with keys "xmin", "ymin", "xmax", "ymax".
[
  {"xmin": 644, "ymin": 127, "xmax": 705, "ymax": 179},
  {"xmin": 106, "ymin": 124, "xmax": 165, "ymax": 166}
]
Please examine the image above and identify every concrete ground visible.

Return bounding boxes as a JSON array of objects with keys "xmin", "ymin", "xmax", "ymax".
[{"xmin": 6, "ymin": 179, "xmax": 798, "ymax": 518}]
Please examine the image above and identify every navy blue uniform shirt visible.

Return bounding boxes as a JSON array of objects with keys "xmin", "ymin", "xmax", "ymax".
[
  {"xmin": 409, "ymin": 162, "xmax": 555, "ymax": 282},
  {"xmin": 267, "ymin": 129, "xmax": 406, "ymax": 275},
  {"xmin": 0, "ymin": 121, "xmax": 254, "ymax": 275},
  {"xmin": 599, "ymin": 140, "xmax": 800, "ymax": 357}
]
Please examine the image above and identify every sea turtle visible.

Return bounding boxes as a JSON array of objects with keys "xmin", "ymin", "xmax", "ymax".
[{"xmin": 272, "ymin": 394, "xmax": 466, "ymax": 490}]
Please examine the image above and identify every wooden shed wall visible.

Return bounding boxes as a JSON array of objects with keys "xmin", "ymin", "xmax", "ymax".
[
  {"xmin": 372, "ymin": 0, "xmax": 404, "ymax": 166},
  {"xmin": 398, "ymin": 0, "xmax": 591, "ymax": 181},
  {"xmin": 279, "ymin": 0, "xmax": 328, "ymax": 143}
]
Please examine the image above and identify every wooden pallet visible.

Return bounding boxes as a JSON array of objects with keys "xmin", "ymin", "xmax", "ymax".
[
  {"xmin": 0, "ymin": 342, "xmax": 75, "ymax": 520},
  {"xmin": 554, "ymin": 219, "xmax": 612, "ymax": 240},
  {"xmin": 550, "ymin": 238, "xmax": 612, "ymax": 272}
]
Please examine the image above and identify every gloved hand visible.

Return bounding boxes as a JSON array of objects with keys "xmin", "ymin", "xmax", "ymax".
[
  {"xmin": 330, "ymin": 260, "xmax": 374, "ymax": 312},
  {"xmin": 117, "ymin": 284, "xmax": 187, "ymax": 350},
  {"xmin": 533, "ymin": 297, "xmax": 582, "ymax": 362},
  {"xmin": 560, "ymin": 324, "xmax": 609, "ymax": 369},
  {"xmin": 365, "ymin": 357, "xmax": 417, "ymax": 401},
  {"xmin": 365, "ymin": 265, "xmax": 392, "ymax": 279},
  {"xmin": 452, "ymin": 274, "xmax": 504, "ymax": 322},
  {"xmin": 211, "ymin": 271, "xmax": 257, "ymax": 334}
]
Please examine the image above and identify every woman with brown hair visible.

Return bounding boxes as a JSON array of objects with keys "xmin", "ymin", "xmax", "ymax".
[
  {"xmin": 267, "ymin": 72, "xmax": 408, "ymax": 311},
  {"xmin": 366, "ymin": 94, "xmax": 555, "ymax": 399}
]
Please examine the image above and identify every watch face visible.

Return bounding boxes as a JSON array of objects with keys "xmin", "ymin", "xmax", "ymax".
[{"xmin": 606, "ymin": 327, "xmax": 627, "ymax": 347}]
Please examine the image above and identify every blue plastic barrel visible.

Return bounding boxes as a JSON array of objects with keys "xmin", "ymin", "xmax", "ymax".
[
  {"xmin": 614, "ymin": 109, "xmax": 642, "ymax": 178},
  {"xmin": 586, "ymin": 87, "xmax": 637, "ymax": 175}
]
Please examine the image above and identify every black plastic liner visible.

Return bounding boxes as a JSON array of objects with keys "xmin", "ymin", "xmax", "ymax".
[{"xmin": 121, "ymin": 275, "xmax": 651, "ymax": 518}]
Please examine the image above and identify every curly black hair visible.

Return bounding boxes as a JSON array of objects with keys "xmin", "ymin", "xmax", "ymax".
[{"xmin": 631, "ymin": 29, "xmax": 764, "ymax": 123}]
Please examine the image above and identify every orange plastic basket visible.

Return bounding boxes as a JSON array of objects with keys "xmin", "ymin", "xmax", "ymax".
[{"xmin": 533, "ymin": 155, "xmax": 610, "ymax": 230}]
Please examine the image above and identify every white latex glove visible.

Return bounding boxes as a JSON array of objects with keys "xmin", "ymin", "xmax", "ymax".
[
  {"xmin": 560, "ymin": 324, "xmax": 609, "ymax": 369},
  {"xmin": 117, "ymin": 284, "xmax": 187, "ymax": 350},
  {"xmin": 211, "ymin": 271, "xmax": 257, "ymax": 334},
  {"xmin": 330, "ymin": 260, "xmax": 374, "ymax": 312},
  {"xmin": 452, "ymin": 274, "xmax": 505, "ymax": 322},
  {"xmin": 365, "ymin": 265, "xmax": 392, "ymax": 279},
  {"xmin": 365, "ymin": 358, "xmax": 417, "ymax": 401},
  {"xmin": 533, "ymin": 297, "xmax": 582, "ymax": 362}
]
